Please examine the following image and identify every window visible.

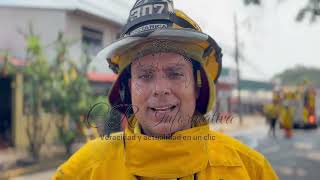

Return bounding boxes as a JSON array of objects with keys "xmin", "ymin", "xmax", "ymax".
[{"xmin": 82, "ymin": 26, "xmax": 103, "ymax": 56}]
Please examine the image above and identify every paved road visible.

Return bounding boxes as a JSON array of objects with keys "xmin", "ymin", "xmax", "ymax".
[
  {"xmin": 225, "ymin": 123, "xmax": 320, "ymax": 180},
  {"xmin": 12, "ymin": 170, "xmax": 56, "ymax": 180},
  {"xmin": 257, "ymin": 128, "xmax": 320, "ymax": 180}
]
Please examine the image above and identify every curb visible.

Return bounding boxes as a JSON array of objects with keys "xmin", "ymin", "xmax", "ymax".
[{"xmin": 0, "ymin": 159, "xmax": 64, "ymax": 180}]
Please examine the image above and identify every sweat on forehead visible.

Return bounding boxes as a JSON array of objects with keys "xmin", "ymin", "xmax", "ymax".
[{"xmin": 131, "ymin": 52, "xmax": 192, "ymax": 67}]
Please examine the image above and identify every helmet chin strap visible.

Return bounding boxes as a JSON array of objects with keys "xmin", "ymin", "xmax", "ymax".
[{"xmin": 197, "ymin": 70, "xmax": 202, "ymax": 88}]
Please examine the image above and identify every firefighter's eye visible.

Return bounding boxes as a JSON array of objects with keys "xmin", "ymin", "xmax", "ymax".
[
  {"xmin": 138, "ymin": 74, "xmax": 153, "ymax": 80},
  {"xmin": 167, "ymin": 72, "xmax": 184, "ymax": 79}
]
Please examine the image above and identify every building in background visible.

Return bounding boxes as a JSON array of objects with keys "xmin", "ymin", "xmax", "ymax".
[
  {"xmin": 0, "ymin": 0, "xmax": 130, "ymax": 149},
  {"xmin": 215, "ymin": 67, "xmax": 273, "ymax": 115},
  {"xmin": 233, "ymin": 79, "xmax": 273, "ymax": 114},
  {"xmin": 216, "ymin": 67, "xmax": 237, "ymax": 113},
  {"xmin": 0, "ymin": 0, "xmax": 131, "ymax": 69},
  {"xmin": 87, "ymin": 72, "xmax": 117, "ymax": 96}
]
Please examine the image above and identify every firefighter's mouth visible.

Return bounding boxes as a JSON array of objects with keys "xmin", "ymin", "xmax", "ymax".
[{"xmin": 149, "ymin": 105, "xmax": 178, "ymax": 112}]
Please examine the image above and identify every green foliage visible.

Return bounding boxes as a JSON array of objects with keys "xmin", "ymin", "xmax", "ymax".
[
  {"xmin": 58, "ymin": 127, "xmax": 76, "ymax": 145},
  {"xmin": 26, "ymin": 35, "xmax": 42, "ymax": 55},
  {"xmin": 57, "ymin": 123, "xmax": 77, "ymax": 155},
  {"xmin": 274, "ymin": 65, "xmax": 320, "ymax": 87},
  {"xmin": 20, "ymin": 25, "xmax": 95, "ymax": 156},
  {"xmin": 20, "ymin": 25, "xmax": 51, "ymax": 161},
  {"xmin": 44, "ymin": 32, "xmax": 94, "ymax": 155}
]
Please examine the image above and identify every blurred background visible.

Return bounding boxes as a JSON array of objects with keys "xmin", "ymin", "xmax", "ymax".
[{"xmin": 0, "ymin": 0, "xmax": 319, "ymax": 179}]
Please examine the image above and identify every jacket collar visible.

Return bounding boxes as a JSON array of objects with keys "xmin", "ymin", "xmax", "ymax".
[
  {"xmin": 124, "ymin": 117, "xmax": 209, "ymax": 178},
  {"xmin": 123, "ymin": 116, "xmax": 242, "ymax": 178}
]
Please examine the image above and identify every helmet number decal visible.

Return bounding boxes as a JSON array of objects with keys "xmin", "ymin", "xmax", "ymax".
[
  {"xmin": 142, "ymin": 5, "xmax": 154, "ymax": 16},
  {"xmin": 154, "ymin": 4, "xmax": 165, "ymax": 14},
  {"xmin": 130, "ymin": 3, "xmax": 167, "ymax": 22}
]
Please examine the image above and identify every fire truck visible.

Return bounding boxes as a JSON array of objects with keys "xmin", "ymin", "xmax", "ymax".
[{"xmin": 287, "ymin": 82, "xmax": 318, "ymax": 129}]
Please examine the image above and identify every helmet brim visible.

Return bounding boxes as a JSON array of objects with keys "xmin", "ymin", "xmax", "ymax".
[{"xmin": 94, "ymin": 28, "xmax": 211, "ymax": 63}]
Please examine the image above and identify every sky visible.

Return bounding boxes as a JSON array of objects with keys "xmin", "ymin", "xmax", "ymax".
[
  {"xmin": 107, "ymin": 0, "xmax": 320, "ymax": 81},
  {"xmin": 173, "ymin": 0, "xmax": 320, "ymax": 80}
]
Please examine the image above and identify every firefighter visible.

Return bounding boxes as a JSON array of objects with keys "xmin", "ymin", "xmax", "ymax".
[
  {"xmin": 280, "ymin": 91, "xmax": 294, "ymax": 138},
  {"xmin": 264, "ymin": 93, "xmax": 280, "ymax": 138},
  {"xmin": 53, "ymin": 0, "xmax": 278, "ymax": 179}
]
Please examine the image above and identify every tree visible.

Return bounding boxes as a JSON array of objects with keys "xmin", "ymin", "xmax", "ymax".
[
  {"xmin": 296, "ymin": 0, "xmax": 320, "ymax": 22},
  {"xmin": 273, "ymin": 65, "xmax": 320, "ymax": 87},
  {"xmin": 243, "ymin": 0, "xmax": 261, "ymax": 5},
  {"xmin": 20, "ymin": 25, "xmax": 96, "ymax": 157},
  {"xmin": 19, "ymin": 24, "xmax": 108, "ymax": 157},
  {"xmin": 44, "ymin": 32, "xmax": 95, "ymax": 156},
  {"xmin": 20, "ymin": 24, "xmax": 51, "ymax": 161}
]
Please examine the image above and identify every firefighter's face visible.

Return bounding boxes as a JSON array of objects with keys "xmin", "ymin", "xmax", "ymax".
[{"xmin": 129, "ymin": 53, "xmax": 197, "ymax": 137}]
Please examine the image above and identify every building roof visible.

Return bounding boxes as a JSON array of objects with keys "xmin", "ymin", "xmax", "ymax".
[
  {"xmin": 0, "ymin": 0, "xmax": 133, "ymax": 25},
  {"xmin": 239, "ymin": 80, "xmax": 273, "ymax": 91},
  {"xmin": 0, "ymin": 55, "xmax": 26, "ymax": 66},
  {"xmin": 87, "ymin": 72, "xmax": 117, "ymax": 83},
  {"xmin": 0, "ymin": 56, "xmax": 117, "ymax": 83},
  {"xmin": 216, "ymin": 82, "xmax": 233, "ymax": 91}
]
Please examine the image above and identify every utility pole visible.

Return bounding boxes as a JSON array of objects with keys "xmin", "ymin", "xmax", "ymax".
[{"xmin": 234, "ymin": 14, "xmax": 243, "ymax": 125}]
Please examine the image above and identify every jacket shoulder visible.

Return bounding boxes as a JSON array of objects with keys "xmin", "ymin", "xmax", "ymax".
[
  {"xmin": 53, "ymin": 132, "xmax": 124, "ymax": 179},
  {"xmin": 208, "ymin": 131, "xmax": 278, "ymax": 180},
  {"xmin": 212, "ymin": 131, "xmax": 265, "ymax": 164}
]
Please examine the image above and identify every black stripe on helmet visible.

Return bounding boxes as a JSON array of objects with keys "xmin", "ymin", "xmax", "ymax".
[{"xmin": 169, "ymin": 13, "xmax": 197, "ymax": 30}]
